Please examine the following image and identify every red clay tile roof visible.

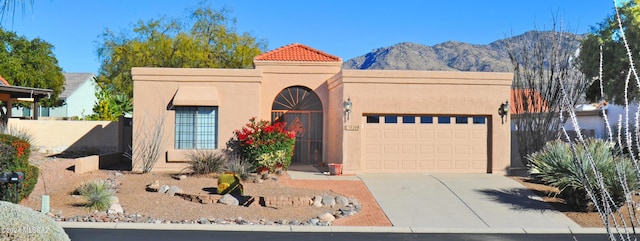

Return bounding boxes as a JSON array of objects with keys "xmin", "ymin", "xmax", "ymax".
[
  {"xmin": 254, "ymin": 43, "xmax": 342, "ymax": 62},
  {"xmin": 0, "ymin": 76, "xmax": 10, "ymax": 86},
  {"xmin": 510, "ymin": 89, "xmax": 549, "ymax": 114}
]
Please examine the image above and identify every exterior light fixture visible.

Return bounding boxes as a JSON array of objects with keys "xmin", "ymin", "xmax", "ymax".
[
  {"xmin": 344, "ymin": 97, "xmax": 352, "ymax": 121},
  {"xmin": 498, "ymin": 100, "xmax": 510, "ymax": 124}
]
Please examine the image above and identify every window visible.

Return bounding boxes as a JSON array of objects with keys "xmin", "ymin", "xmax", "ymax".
[
  {"xmin": 366, "ymin": 116, "xmax": 380, "ymax": 123},
  {"xmin": 455, "ymin": 116, "xmax": 468, "ymax": 124},
  {"xmin": 420, "ymin": 116, "xmax": 433, "ymax": 124},
  {"xmin": 384, "ymin": 116, "xmax": 398, "ymax": 124},
  {"xmin": 438, "ymin": 116, "xmax": 451, "ymax": 124},
  {"xmin": 175, "ymin": 106, "xmax": 218, "ymax": 149},
  {"xmin": 473, "ymin": 116, "xmax": 486, "ymax": 124},
  {"xmin": 402, "ymin": 116, "xmax": 415, "ymax": 124}
]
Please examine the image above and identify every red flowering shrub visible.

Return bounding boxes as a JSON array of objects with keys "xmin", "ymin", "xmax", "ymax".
[
  {"xmin": 0, "ymin": 133, "xmax": 37, "ymax": 203},
  {"xmin": 231, "ymin": 117, "xmax": 295, "ymax": 171}
]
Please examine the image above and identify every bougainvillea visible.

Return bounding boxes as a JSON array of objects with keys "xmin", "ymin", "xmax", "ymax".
[{"xmin": 232, "ymin": 117, "xmax": 295, "ymax": 171}]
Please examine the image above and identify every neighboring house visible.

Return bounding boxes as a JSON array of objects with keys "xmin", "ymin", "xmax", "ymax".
[
  {"xmin": 13, "ymin": 73, "xmax": 97, "ymax": 119},
  {"xmin": 0, "ymin": 75, "xmax": 52, "ymax": 120},
  {"xmin": 132, "ymin": 43, "xmax": 513, "ymax": 174}
]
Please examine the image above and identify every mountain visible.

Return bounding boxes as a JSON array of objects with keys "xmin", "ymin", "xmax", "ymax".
[{"xmin": 343, "ymin": 31, "xmax": 582, "ymax": 72}]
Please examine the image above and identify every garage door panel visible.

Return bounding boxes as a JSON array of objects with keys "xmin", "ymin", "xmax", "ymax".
[
  {"xmin": 420, "ymin": 145, "xmax": 434, "ymax": 154},
  {"xmin": 364, "ymin": 115, "xmax": 488, "ymax": 173},
  {"xmin": 383, "ymin": 145, "xmax": 399, "ymax": 154},
  {"xmin": 438, "ymin": 129, "xmax": 452, "ymax": 138},
  {"xmin": 384, "ymin": 160, "xmax": 398, "ymax": 169},
  {"xmin": 402, "ymin": 160, "xmax": 417, "ymax": 169},
  {"xmin": 420, "ymin": 130, "xmax": 434, "ymax": 138},
  {"xmin": 366, "ymin": 144, "xmax": 381, "ymax": 154},
  {"xmin": 367, "ymin": 129, "xmax": 381, "ymax": 138},
  {"xmin": 384, "ymin": 130, "xmax": 399, "ymax": 138},
  {"xmin": 366, "ymin": 160, "xmax": 382, "ymax": 169},
  {"xmin": 402, "ymin": 145, "xmax": 416, "ymax": 154},
  {"xmin": 402, "ymin": 130, "xmax": 417, "ymax": 138},
  {"xmin": 420, "ymin": 160, "xmax": 434, "ymax": 169}
]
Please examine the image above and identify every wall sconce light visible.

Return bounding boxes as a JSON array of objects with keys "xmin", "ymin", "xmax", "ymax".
[
  {"xmin": 344, "ymin": 97, "xmax": 352, "ymax": 122},
  {"xmin": 498, "ymin": 100, "xmax": 510, "ymax": 124}
]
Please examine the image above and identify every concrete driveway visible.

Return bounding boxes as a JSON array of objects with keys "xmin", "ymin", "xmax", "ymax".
[{"xmin": 358, "ymin": 173, "xmax": 581, "ymax": 231}]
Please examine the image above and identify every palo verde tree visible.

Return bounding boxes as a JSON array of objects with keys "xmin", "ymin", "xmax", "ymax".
[
  {"xmin": 96, "ymin": 2, "xmax": 267, "ymax": 100},
  {"xmin": 0, "ymin": 28, "xmax": 65, "ymax": 121},
  {"xmin": 578, "ymin": 0, "xmax": 640, "ymax": 104},
  {"xmin": 507, "ymin": 23, "xmax": 590, "ymax": 166}
]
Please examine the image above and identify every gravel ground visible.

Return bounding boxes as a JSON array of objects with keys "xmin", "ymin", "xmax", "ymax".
[{"xmin": 20, "ymin": 151, "xmax": 349, "ymax": 224}]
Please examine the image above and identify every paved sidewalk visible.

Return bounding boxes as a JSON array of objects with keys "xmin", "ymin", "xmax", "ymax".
[{"xmin": 359, "ymin": 173, "xmax": 581, "ymax": 231}]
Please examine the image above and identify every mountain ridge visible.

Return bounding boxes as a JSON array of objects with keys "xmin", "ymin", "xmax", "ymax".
[{"xmin": 343, "ymin": 31, "xmax": 582, "ymax": 72}]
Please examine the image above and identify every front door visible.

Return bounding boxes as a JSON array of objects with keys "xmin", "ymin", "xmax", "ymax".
[{"xmin": 271, "ymin": 86, "xmax": 323, "ymax": 165}]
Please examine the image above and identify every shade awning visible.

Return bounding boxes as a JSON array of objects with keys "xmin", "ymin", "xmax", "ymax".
[{"xmin": 172, "ymin": 86, "xmax": 220, "ymax": 107}]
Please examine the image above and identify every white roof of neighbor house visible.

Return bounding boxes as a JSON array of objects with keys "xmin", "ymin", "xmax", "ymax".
[{"xmin": 61, "ymin": 73, "xmax": 95, "ymax": 100}]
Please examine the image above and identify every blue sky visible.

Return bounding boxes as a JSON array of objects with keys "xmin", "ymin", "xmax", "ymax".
[{"xmin": 2, "ymin": 0, "xmax": 615, "ymax": 73}]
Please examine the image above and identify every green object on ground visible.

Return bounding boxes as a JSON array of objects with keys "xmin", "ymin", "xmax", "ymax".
[{"xmin": 217, "ymin": 173, "xmax": 243, "ymax": 196}]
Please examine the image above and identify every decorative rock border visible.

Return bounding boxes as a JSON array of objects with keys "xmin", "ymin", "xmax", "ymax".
[{"xmin": 141, "ymin": 181, "xmax": 362, "ymax": 225}]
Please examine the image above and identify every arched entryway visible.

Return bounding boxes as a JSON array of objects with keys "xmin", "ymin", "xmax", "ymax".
[{"xmin": 271, "ymin": 86, "xmax": 323, "ymax": 165}]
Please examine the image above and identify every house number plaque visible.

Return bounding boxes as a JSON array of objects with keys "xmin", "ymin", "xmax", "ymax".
[{"xmin": 344, "ymin": 125, "xmax": 359, "ymax": 131}]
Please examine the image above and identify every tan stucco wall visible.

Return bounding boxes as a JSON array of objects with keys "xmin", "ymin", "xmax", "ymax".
[
  {"xmin": 332, "ymin": 70, "xmax": 513, "ymax": 174},
  {"xmin": 132, "ymin": 67, "xmax": 262, "ymax": 172},
  {"xmin": 7, "ymin": 118, "xmax": 119, "ymax": 154}
]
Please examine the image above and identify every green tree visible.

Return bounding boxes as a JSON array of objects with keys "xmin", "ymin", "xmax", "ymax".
[
  {"xmin": 0, "ymin": 28, "xmax": 65, "ymax": 107},
  {"xmin": 578, "ymin": 1, "xmax": 640, "ymax": 104},
  {"xmin": 96, "ymin": 3, "xmax": 267, "ymax": 99},
  {"xmin": 84, "ymin": 84, "xmax": 132, "ymax": 121}
]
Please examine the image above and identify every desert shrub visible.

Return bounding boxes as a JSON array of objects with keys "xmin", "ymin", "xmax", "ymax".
[
  {"xmin": 76, "ymin": 179, "xmax": 113, "ymax": 211},
  {"xmin": 223, "ymin": 155, "xmax": 254, "ymax": 181},
  {"xmin": 0, "ymin": 133, "xmax": 37, "ymax": 203},
  {"xmin": 0, "ymin": 201, "xmax": 70, "ymax": 241},
  {"xmin": 230, "ymin": 117, "xmax": 295, "ymax": 170},
  {"xmin": 528, "ymin": 139, "xmax": 637, "ymax": 211},
  {"xmin": 184, "ymin": 150, "xmax": 226, "ymax": 175}
]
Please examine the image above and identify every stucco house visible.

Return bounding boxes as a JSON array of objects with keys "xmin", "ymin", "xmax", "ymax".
[
  {"xmin": 132, "ymin": 43, "xmax": 513, "ymax": 174},
  {"xmin": 14, "ymin": 73, "xmax": 97, "ymax": 119}
]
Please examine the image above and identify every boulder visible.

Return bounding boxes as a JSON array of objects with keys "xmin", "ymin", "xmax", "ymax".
[
  {"xmin": 322, "ymin": 195, "xmax": 336, "ymax": 207},
  {"xmin": 166, "ymin": 186, "xmax": 182, "ymax": 196},
  {"xmin": 218, "ymin": 194, "xmax": 240, "ymax": 206},
  {"xmin": 335, "ymin": 195, "xmax": 349, "ymax": 207},
  {"xmin": 107, "ymin": 204, "xmax": 123, "ymax": 214},
  {"xmin": 159, "ymin": 185, "xmax": 170, "ymax": 193},
  {"xmin": 148, "ymin": 180, "xmax": 160, "ymax": 190}
]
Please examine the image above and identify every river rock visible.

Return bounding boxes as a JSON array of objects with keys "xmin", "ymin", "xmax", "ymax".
[
  {"xmin": 318, "ymin": 212, "xmax": 336, "ymax": 222},
  {"xmin": 312, "ymin": 195, "xmax": 323, "ymax": 207},
  {"xmin": 322, "ymin": 195, "xmax": 336, "ymax": 207},
  {"xmin": 335, "ymin": 195, "xmax": 349, "ymax": 207}
]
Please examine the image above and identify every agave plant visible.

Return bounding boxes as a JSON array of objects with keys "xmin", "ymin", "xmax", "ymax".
[{"xmin": 528, "ymin": 139, "xmax": 637, "ymax": 211}]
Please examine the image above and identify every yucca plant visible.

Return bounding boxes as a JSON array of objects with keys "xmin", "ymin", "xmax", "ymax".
[
  {"xmin": 76, "ymin": 179, "xmax": 113, "ymax": 211},
  {"xmin": 528, "ymin": 139, "xmax": 637, "ymax": 211}
]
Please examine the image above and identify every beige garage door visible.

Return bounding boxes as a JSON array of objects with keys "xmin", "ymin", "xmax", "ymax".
[{"xmin": 363, "ymin": 115, "xmax": 488, "ymax": 173}]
